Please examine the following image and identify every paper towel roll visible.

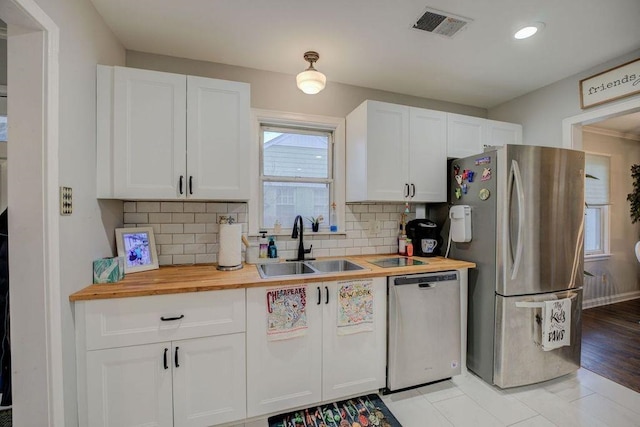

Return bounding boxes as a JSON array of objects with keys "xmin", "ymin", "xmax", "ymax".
[{"xmin": 218, "ymin": 224, "xmax": 242, "ymax": 267}]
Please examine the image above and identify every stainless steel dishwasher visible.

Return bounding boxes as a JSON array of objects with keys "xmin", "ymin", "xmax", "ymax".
[{"xmin": 387, "ymin": 271, "xmax": 461, "ymax": 392}]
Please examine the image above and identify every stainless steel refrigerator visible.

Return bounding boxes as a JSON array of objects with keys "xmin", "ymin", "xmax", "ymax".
[{"xmin": 449, "ymin": 145, "xmax": 584, "ymax": 388}]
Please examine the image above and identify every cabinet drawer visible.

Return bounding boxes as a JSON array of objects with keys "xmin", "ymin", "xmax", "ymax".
[{"xmin": 83, "ymin": 289, "xmax": 245, "ymax": 350}]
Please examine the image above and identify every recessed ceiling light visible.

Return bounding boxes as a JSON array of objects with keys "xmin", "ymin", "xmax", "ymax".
[{"xmin": 514, "ymin": 22, "xmax": 545, "ymax": 40}]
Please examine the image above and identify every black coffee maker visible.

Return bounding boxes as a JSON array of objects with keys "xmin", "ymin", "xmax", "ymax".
[{"xmin": 406, "ymin": 219, "xmax": 443, "ymax": 257}]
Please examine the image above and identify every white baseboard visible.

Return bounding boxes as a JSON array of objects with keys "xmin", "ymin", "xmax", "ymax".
[{"xmin": 583, "ymin": 291, "xmax": 640, "ymax": 309}]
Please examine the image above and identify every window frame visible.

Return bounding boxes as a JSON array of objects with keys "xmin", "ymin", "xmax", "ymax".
[
  {"xmin": 248, "ymin": 109, "xmax": 346, "ymax": 236},
  {"xmin": 584, "ymin": 152, "xmax": 611, "ymax": 260},
  {"xmin": 259, "ymin": 124, "xmax": 334, "ymax": 230}
]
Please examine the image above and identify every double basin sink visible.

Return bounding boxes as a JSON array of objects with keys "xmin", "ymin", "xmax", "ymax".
[{"xmin": 256, "ymin": 259, "xmax": 366, "ymax": 279}]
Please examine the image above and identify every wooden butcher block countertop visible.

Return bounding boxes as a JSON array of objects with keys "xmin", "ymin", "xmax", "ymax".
[{"xmin": 69, "ymin": 255, "xmax": 475, "ymax": 301}]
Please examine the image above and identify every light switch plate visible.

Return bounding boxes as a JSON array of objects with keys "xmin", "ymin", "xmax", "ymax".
[{"xmin": 60, "ymin": 186, "xmax": 72, "ymax": 215}]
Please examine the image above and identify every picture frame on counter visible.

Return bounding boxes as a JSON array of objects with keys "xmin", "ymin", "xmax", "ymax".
[
  {"xmin": 115, "ymin": 226, "xmax": 159, "ymax": 273},
  {"xmin": 579, "ymin": 57, "xmax": 640, "ymax": 109}
]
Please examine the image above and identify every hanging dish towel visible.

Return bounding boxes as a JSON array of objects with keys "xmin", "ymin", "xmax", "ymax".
[
  {"xmin": 541, "ymin": 298, "xmax": 572, "ymax": 351},
  {"xmin": 266, "ymin": 285, "xmax": 308, "ymax": 341},
  {"xmin": 337, "ymin": 279, "xmax": 374, "ymax": 335}
]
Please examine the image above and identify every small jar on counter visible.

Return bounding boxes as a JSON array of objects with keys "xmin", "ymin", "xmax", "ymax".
[{"xmin": 406, "ymin": 238, "xmax": 413, "ymax": 257}]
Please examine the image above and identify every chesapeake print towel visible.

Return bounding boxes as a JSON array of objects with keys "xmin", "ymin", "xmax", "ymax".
[{"xmin": 266, "ymin": 285, "xmax": 308, "ymax": 341}]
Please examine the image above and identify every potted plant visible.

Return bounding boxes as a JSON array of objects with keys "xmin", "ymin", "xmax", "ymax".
[
  {"xmin": 307, "ymin": 215, "xmax": 323, "ymax": 232},
  {"xmin": 627, "ymin": 164, "xmax": 640, "ymax": 262}
]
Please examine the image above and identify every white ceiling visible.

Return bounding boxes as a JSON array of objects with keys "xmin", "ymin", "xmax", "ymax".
[
  {"xmin": 89, "ymin": 0, "xmax": 640, "ymax": 109},
  {"xmin": 589, "ymin": 112, "xmax": 640, "ymax": 138}
]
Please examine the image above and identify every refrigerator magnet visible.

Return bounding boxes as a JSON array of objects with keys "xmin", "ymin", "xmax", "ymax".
[
  {"xmin": 479, "ymin": 188, "xmax": 490, "ymax": 200},
  {"xmin": 467, "ymin": 170, "xmax": 475, "ymax": 182},
  {"xmin": 455, "ymin": 188, "xmax": 462, "ymax": 199},
  {"xmin": 475, "ymin": 156, "xmax": 491, "ymax": 165},
  {"xmin": 481, "ymin": 167, "xmax": 492, "ymax": 181},
  {"xmin": 462, "ymin": 183, "xmax": 468, "ymax": 194},
  {"xmin": 455, "ymin": 175, "xmax": 463, "ymax": 185},
  {"xmin": 453, "ymin": 164, "xmax": 460, "ymax": 175}
]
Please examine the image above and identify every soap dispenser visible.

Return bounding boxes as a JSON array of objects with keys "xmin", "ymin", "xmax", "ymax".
[
  {"xmin": 259, "ymin": 231, "xmax": 268, "ymax": 258},
  {"xmin": 268, "ymin": 236, "xmax": 278, "ymax": 259}
]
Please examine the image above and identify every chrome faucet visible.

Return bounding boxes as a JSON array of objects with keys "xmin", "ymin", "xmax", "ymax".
[{"xmin": 288, "ymin": 215, "xmax": 314, "ymax": 261}]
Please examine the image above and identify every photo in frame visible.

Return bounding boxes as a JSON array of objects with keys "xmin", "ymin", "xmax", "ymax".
[{"xmin": 115, "ymin": 227, "xmax": 159, "ymax": 273}]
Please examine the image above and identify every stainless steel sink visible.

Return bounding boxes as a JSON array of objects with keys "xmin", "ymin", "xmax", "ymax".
[
  {"xmin": 306, "ymin": 259, "xmax": 365, "ymax": 273},
  {"xmin": 257, "ymin": 262, "xmax": 316, "ymax": 278},
  {"xmin": 256, "ymin": 259, "xmax": 366, "ymax": 278}
]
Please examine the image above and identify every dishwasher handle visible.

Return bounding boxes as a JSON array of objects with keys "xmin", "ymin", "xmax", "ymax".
[
  {"xmin": 418, "ymin": 283, "xmax": 435, "ymax": 288},
  {"xmin": 392, "ymin": 272, "xmax": 458, "ymax": 286}
]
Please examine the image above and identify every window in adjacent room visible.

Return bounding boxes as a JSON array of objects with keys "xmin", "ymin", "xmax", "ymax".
[
  {"xmin": 584, "ymin": 153, "xmax": 610, "ymax": 257},
  {"xmin": 260, "ymin": 124, "xmax": 333, "ymax": 230}
]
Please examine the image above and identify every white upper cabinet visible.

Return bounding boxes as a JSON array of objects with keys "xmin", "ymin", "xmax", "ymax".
[
  {"xmin": 346, "ymin": 100, "xmax": 447, "ymax": 203},
  {"xmin": 97, "ymin": 65, "xmax": 250, "ymax": 200},
  {"xmin": 447, "ymin": 113, "xmax": 522, "ymax": 159}
]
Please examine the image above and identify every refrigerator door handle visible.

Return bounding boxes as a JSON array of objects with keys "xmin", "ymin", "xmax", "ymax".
[{"xmin": 509, "ymin": 159, "xmax": 525, "ymax": 280}]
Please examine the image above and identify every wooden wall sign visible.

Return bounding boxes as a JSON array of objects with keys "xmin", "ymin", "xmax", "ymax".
[{"xmin": 579, "ymin": 58, "xmax": 640, "ymax": 109}]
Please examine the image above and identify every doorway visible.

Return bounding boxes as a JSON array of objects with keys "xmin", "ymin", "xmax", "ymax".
[
  {"xmin": 565, "ymin": 99, "xmax": 640, "ymax": 393},
  {"xmin": 0, "ymin": 1, "xmax": 62, "ymax": 426}
]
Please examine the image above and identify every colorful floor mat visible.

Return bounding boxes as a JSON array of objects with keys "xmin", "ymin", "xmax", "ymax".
[{"xmin": 268, "ymin": 393, "xmax": 402, "ymax": 427}]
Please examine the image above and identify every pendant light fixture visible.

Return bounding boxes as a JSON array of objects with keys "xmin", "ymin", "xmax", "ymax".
[{"xmin": 296, "ymin": 51, "xmax": 326, "ymax": 94}]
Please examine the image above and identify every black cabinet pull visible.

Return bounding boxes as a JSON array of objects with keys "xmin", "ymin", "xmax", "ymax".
[
  {"xmin": 161, "ymin": 314, "xmax": 184, "ymax": 321},
  {"xmin": 175, "ymin": 346, "xmax": 180, "ymax": 368},
  {"xmin": 411, "ymin": 183, "xmax": 416, "ymax": 198},
  {"xmin": 163, "ymin": 348, "xmax": 168, "ymax": 370},
  {"xmin": 317, "ymin": 286, "xmax": 321, "ymax": 305},
  {"xmin": 179, "ymin": 175, "xmax": 184, "ymax": 195},
  {"xmin": 404, "ymin": 183, "xmax": 410, "ymax": 198},
  {"xmin": 189, "ymin": 176, "xmax": 193, "ymax": 195},
  {"xmin": 325, "ymin": 286, "xmax": 329, "ymax": 304}
]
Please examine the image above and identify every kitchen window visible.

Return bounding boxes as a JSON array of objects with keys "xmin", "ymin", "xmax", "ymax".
[
  {"xmin": 584, "ymin": 153, "xmax": 610, "ymax": 258},
  {"xmin": 249, "ymin": 109, "xmax": 345, "ymax": 235}
]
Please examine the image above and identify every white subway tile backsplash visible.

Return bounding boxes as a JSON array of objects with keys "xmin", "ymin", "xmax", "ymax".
[
  {"xmin": 123, "ymin": 202, "xmax": 136, "ymax": 213},
  {"xmin": 173, "ymin": 254, "xmax": 195, "ymax": 265},
  {"xmin": 184, "ymin": 223, "xmax": 206, "ymax": 234},
  {"xmin": 184, "ymin": 244, "xmax": 206, "ymax": 254},
  {"xmin": 161, "ymin": 224, "xmax": 184, "ymax": 234},
  {"xmin": 195, "ymin": 213, "xmax": 217, "ymax": 223},
  {"xmin": 137, "ymin": 202, "xmax": 160, "ymax": 212},
  {"xmin": 124, "ymin": 213, "xmax": 148, "ymax": 224},
  {"xmin": 161, "ymin": 202, "xmax": 184, "ymax": 212},
  {"xmin": 173, "ymin": 234, "xmax": 195, "ymax": 244},
  {"xmin": 161, "ymin": 244, "xmax": 184, "ymax": 255},
  {"xmin": 149, "ymin": 213, "xmax": 172, "ymax": 223},
  {"xmin": 171, "ymin": 213, "xmax": 195, "ymax": 224},
  {"xmin": 183, "ymin": 203, "xmax": 206, "ymax": 213},
  {"xmin": 206, "ymin": 203, "xmax": 227, "ymax": 213},
  {"xmin": 123, "ymin": 201, "xmax": 418, "ymax": 266}
]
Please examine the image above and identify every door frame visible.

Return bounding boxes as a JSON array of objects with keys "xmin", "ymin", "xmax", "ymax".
[
  {"xmin": 562, "ymin": 96, "xmax": 640, "ymax": 150},
  {"xmin": 0, "ymin": 0, "xmax": 62, "ymax": 425}
]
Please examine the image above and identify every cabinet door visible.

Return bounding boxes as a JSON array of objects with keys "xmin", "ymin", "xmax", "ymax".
[
  {"xmin": 409, "ymin": 108, "xmax": 447, "ymax": 202},
  {"xmin": 172, "ymin": 334, "xmax": 246, "ymax": 427},
  {"xmin": 86, "ymin": 343, "xmax": 173, "ymax": 427},
  {"xmin": 484, "ymin": 119, "xmax": 523, "ymax": 148},
  {"xmin": 113, "ymin": 66, "xmax": 187, "ymax": 199},
  {"xmin": 447, "ymin": 113, "xmax": 484, "ymax": 159},
  {"xmin": 187, "ymin": 76, "xmax": 250, "ymax": 200},
  {"xmin": 347, "ymin": 101, "xmax": 409, "ymax": 202},
  {"xmin": 322, "ymin": 278, "xmax": 387, "ymax": 401},
  {"xmin": 246, "ymin": 284, "xmax": 322, "ymax": 417}
]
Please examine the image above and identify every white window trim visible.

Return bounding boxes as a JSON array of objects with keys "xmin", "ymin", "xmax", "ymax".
[
  {"xmin": 584, "ymin": 204, "xmax": 611, "ymax": 260},
  {"xmin": 249, "ymin": 109, "xmax": 345, "ymax": 236},
  {"xmin": 584, "ymin": 151, "xmax": 611, "ymax": 260}
]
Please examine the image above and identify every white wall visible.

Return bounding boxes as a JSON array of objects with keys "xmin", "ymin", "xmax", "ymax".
[
  {"xmin": 583, "ymin": 129, "xmax": 640, "ymax": 305},
  {"xmin": 20, "ymin": 0, "xmax": 125, "ymax": 425},
  {"xmin": 488, "ymin": 48, "xmax": 640, "ymax": 147},
  {"xmin": 126, "ymin": 50, "xmax": 487, "ymax": 119}
]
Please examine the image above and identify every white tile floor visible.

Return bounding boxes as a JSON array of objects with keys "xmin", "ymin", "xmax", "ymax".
[{"xmin": 240, "ymin": 368, "xmax": 640, "ymax": 427}]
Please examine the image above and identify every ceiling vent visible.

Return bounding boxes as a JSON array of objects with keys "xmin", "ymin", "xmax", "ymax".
[{"xmin": 412, "ymin": 7, "xmax": 472, "ymax": 38}]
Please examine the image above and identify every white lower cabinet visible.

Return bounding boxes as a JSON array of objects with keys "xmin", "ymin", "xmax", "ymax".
[
  {"xmin": 77, "ymin": 289, "xmax": 246, "ymax": 427},
  {"xmin": 246, "ymin": 278, "xmax": 386, "ymax": 418}
]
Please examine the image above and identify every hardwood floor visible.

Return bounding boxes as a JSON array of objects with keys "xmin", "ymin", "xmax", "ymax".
[{"xmin": 581, "ymin": 298, "xmax": 640, "ymax": 393}]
